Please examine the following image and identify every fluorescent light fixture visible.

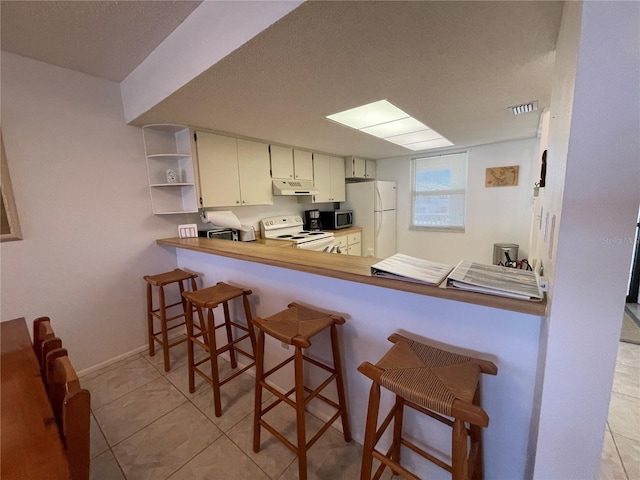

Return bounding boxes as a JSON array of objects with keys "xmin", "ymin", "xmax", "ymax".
[
  {"xmin": 326, "ymin": 99, "xmax": 453, "ymax": 151},
  {"xmin": 326, "ymin": 100, "xmax": 408, "ymax": 130},
  {"xmin": 509, "ymin": 101, "xmax": 539, "ymax": 115}
]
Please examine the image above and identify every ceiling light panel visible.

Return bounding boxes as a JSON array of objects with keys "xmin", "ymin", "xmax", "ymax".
[
  {"xmin": 385, "ymin": 129, "xmax": 443, "ymax": 146},
  {"xmin": 402, "ymin": 138, "xmax": 454, "ymax": 151},
  {"xmin": 326, "ymin": 100, "xmax": 408, "ymax": 130},
  {"xmin": 360, "ymin": 117, "xmax": 427, "ymax": 138},
  {"xmin": 326, "ymin": 99, "xmax": 454, "ymax": 152}
]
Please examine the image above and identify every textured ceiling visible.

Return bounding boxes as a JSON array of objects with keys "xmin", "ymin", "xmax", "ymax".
[
  {"xmin": 1, "ymin": 1, "xmax": 563, "ymax": 159},
  {"xmin": 0, "ymin": 0, "xmax": 202, "ymax": 82}
]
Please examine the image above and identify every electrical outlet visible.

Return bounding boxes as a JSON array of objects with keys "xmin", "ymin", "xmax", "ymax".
[
  {"xmin": 281, "ymin": 341, "xmax": 289, "ymax": 350},
  {"xmin": 538, "ymin": 277, "xmax": 549, "ymax": 292}
]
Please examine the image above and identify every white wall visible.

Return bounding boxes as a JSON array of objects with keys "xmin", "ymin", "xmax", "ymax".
[
  {"xmin": 0, "ymin": 53, "xmax": 182, "ymax": 370},
  {"xmin": 532, "ymin": 2, "xmax": 640, "ymax": 478},
  {"xmin": 176, "ymin": 248, "xmax": 541, "ymax": 480},
  {"xmin": 376, "ymin": 138, "xmax": 540, "ymax": 265}
]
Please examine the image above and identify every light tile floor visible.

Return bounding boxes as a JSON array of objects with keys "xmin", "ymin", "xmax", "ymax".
[
  {"xmin": 597, "ymin": 304, "xmax": 640, "ymax": 480},
  {"xmin": 84, "ymin": 341, "xmax": 372, "ymax": 480},
  {"xmin": 84, "ymin": 332, "xmax": 640, "ymax": 480}
]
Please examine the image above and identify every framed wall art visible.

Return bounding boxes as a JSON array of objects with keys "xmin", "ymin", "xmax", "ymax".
[{"xmin": 485, "ymin": 165, "xmax": 519, "ymax": 187}]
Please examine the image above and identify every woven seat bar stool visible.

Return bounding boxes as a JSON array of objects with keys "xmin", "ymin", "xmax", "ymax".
[
  {"xmin": 252, "ymin": 302, "xmax": 351, "ymax": 480},
  {"xmin": 144, "ymin": 268, "xmax": 200, "ymax": 372},
  {"xmin": 182, "ymin": 282, "xmax": 256, "ymax": 417},
  {"xmin": 358, "ymin": 333, "xmax": 497, "ymax": 480}
]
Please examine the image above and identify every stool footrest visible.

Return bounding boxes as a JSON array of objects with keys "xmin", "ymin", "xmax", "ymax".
[
  {"xmin": 372, "ymin": 450, "xmax": 421, "ymax": 480},
  {"xmin": 401, "ymin": 437, "xmax": 451, "ymax": 473}
]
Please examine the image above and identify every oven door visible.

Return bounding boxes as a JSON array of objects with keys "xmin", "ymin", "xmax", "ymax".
[{"xmin": 295, "ymin": 236, "xmax": 336, "ymax": 252}]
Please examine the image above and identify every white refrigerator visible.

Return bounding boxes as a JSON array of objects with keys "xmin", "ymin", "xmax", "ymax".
[{"xmin": 344, "ymin": 181, "xmax": 397, "ymax": 258}]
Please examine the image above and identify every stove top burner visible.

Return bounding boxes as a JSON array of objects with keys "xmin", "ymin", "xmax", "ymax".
[{"xmin": 260, "ymin": 215, "xmax": 335, "ymax": 245}]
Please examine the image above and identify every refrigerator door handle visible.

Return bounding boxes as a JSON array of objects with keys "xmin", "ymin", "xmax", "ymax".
[
  {"xmin": 375, "ymin": 211, "xmax": 382, "ymax": 238},
  {"xmin": 375, "ymin": 184, "xmax": 383, "ymax": 212}
]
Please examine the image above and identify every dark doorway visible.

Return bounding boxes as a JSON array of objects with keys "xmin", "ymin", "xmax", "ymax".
[{"xmin": 627, "ymin": 215, "xmax": 640, "ymax": 303}]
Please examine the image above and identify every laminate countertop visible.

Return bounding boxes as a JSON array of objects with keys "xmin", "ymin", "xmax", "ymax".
[{"xmin": 157, "ymin": 237, "xmax": 546, "ymax": 316}]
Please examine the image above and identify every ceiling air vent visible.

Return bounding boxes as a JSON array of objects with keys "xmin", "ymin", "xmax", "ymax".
[{"xmin": 509, "ymin": 101, "xmax": 539, "ymax": 115}]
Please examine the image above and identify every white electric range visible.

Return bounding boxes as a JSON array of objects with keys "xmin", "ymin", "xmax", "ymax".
[{"xmin": 260, "ymin": 215, "xmax": 338, "ymax": 252}]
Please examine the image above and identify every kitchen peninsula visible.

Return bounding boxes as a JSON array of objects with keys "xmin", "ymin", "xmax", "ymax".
[{"xmin": 158, "ymin": 236, "xmax": 545, "ymax": 479}]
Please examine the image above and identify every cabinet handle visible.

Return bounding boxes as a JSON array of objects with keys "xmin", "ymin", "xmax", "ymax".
[{"xmin": 236, "ymin": 200, "xmax": 240, "ymax": 204}]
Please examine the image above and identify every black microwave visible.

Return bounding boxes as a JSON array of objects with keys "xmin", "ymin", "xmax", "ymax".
[{"xmin": 319, "ymin": 210, "xmax": 353, "ymax": 230}]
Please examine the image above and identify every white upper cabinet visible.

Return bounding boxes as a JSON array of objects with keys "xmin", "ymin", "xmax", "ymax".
[
  {"xmin": 365, "ymin": 159, "xmax": 376, "ymax": 179},
  {"xmin": 195, "ymin": 131, "xmax": 272, "ymax": 208},
  {"xmin": 270, "ymin": 145, "xmax": 313, "ymax": 181},
  {"xmin": 312, "ymin": 153, "xmax": 346, "ymax": 203},
  {"xmin": 142, "ymin": 124, "xmax": 198, "ymax": 214},
  {"xmin": 345, "ymin": 156, "xmax": 376, "ymax": 180},
  {"xmin": 293, "ymin": 149, "xmax": 314, "ymax": 181},
  {"xmin": 237, "ymin": 138, "xmax": 273, "ymax": 206}
]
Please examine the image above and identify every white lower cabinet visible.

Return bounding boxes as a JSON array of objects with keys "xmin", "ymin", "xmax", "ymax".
[
  {"xmin": 334, "ymin": 231, "xmax": 361, "ymax": 256},
  {"xmin": 195, "ymin": 131, "xmax": 272, "ymax": 208}
]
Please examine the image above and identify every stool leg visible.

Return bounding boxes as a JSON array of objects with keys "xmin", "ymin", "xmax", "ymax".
[
  {"xmin": 452, "ymin": 419, "xmax": 469, "ymax": 480},
  {"xmin": 242, "ymin": 293, "xmax": 257, "ymax": 359},
  {"xmin": 361, "ymin": 381, "xmax": 381, "ymax": 480},
  {"xmin": 158, "ymin": 285, "xmax": 170, "ymax": 372},
  {"xmin": 146, "ymin": 283, "xmax": 155, "ymax": 357},
  {"xmin": 222, "ymin": 301, "xmax": 237, "ymax": 369},
  {"xmin": 470, "ymin": 423, "xmax": 483, "ymax": 480},
  {"xmin": 470, "ymin": 388, "xmax": 484, "ymax": 480},
  {"xmin": 253, "ymin": 329, "xmax": 265, "ymax": 453},
  {"xmin": 330, "ymin": 324, "xmax": 351, "ymax": 441},
  {"xmin": 294, "ymin": 345, "xmax": 308, "ymax": 480},
  {"xmin": 186, "ymin": 300, "xmax": 196, "ymax": 393},
  {"xmin": 391, "ymin": 396, "xmax": 404, "ymax": 465},
  {"xmin": 206, "ymin": 308, "xmax": 223, "ymax": 417}
]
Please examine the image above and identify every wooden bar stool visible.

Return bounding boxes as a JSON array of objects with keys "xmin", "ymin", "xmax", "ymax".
[
  {"xmin": 252, "ymin": 302, "xmax": 351, "ymax": 480},
  {"xmin": 144, "ymin": 268, "xmax": 200, "ymax": 372},
  {"xmin": 182, "ymin": 282, "xmax": 256, "ymax": 417},
  {"xmin": 358, "ymin": 333, "xmax": 497, "ymax": 480}
]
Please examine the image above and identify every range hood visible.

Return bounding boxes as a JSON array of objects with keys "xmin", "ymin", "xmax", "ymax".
[{"xmin": 272, "ymin": 179, "xmax": 319, "ymax": 196}]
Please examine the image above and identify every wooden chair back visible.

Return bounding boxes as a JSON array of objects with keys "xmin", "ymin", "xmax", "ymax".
[
  {"xmin": 46, "ymin": 349, "xmax": 91, "ymax": 480},
  {"xmin": 33, "ymin": 316, "xmax": 56, "ymax": 366}
]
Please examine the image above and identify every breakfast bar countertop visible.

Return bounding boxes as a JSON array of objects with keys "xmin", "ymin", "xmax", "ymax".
[{"xmin": 157, "ymin": 237, "xmax": 546, "ymax": 316}]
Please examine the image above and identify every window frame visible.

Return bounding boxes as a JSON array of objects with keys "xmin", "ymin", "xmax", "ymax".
[{"xmin": 410, "ymin": 151, "xmax": 468, "ymax": 233}]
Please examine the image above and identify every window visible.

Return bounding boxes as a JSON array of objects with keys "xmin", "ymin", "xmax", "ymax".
[{"xmin": 411, "ymin": 152, "xmax": 467, "ymax": 231}]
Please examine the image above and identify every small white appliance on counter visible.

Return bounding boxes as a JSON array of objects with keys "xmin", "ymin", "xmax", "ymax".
[
  {"xmin": 343, "ymin": 180, "xmax": 397, "ymax": 258},
  {"xmin": 260, "ymin": 215, "xmax": 337, "ymax": 252}
]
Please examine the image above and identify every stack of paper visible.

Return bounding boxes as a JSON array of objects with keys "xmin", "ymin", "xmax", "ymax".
[
  {"xmin": 446, "ymin": 260, "xmax": 543, "ymax": 301},
  {"xmin": 371, "ymin": 253, "xmax": 454, "ymax": 286}
]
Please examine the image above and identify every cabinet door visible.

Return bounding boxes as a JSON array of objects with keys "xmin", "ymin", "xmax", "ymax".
[
  {"xmin": 312, "ymin": 153, "xmax": 332, "ymax": 203},
  {"xmin": 270, "ymin": 145, "xmax": 294, "ymax": 179},
  {"xmin": 196, "ymin": 131, "xmax": 241, "ymax": 207},
  {"xmin": 353, "ymin": 157, "xmax": 367, "ymax": 178},
  {"xmin": 348, "ymin": 243, "xmax": 362, "ymax": 256},
  {"xmin": 365, "ymin": 159, "xmax": 376, "ymax": 179},
  {"xmin": 329, "ymin": 155, "xmax": 346, "ymax": 202},
  {"xmin": 293, "ymin": 150, "xmax": 313, "ymax": 181},
  {"xmin": 237, "ymin": 139, "xmax": 273, "ymax": 206}
]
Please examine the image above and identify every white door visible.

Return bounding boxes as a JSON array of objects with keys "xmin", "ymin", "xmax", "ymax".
[
  {"xmin": 375, "ymin": 181, "xmax": 397, "ymax": 212},
  {"xmin": 374, "ymin": 209, "xmax": 396, "ymax": 258}
]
